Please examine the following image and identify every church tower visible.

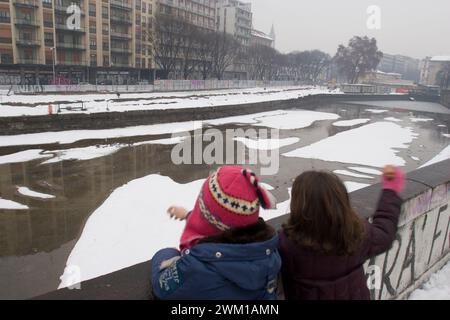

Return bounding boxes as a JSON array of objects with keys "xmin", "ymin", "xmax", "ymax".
[{"xmin": 270, "ymin": 24, "xmax": 276, "ymax": 49}]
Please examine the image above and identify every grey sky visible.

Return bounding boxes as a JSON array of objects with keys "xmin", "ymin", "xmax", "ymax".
[{"xmin": 248, "ymin": 0, "xmax": 450, "ymax": 59}]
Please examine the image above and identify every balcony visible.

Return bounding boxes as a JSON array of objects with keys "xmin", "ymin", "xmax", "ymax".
[
  {"xmin": 110, "ymin": 31, "xmax": 132, "ymax": 40},
  {"xmin": 111, "ymin": 47, "xmax": 132, "ymax": 54},
  {"xmin": 16, "ymin": 37, "xmax": 41, "ymax": 46},
  {"xmin": 55, "ymin": 23, "xmax": 86, "ymax": 33},
  {"xmin": 110, "ymin": 0, "xmax": 132, "ymax": 11},
  {"xmin": 13, "ymin": 0, "xmax": 39, "ymax": 8},
  {"xmin": 55, "ymin": 3, "xmax": 85, "ymax": 15},
  {"xmin": 15, "ymin": 18, "xmax": 40, "ymax": 27},
  {"xmin": 16, "ymin": 58, "xmax": 42, "ymax": 64},
  {"xmin": 110, "ymin": 15, "xmax": 132, "ymax": 25},
  {"xmin": 56, "ymin": 42, "xmax": 86, "ymax": 50},
  {"xmin": 111, "ymin": 61, "xmax": 131, "ymax": 68},
  {"xmin": 57, "ymin": 60, "xmax": 88, "ymax": 66}
]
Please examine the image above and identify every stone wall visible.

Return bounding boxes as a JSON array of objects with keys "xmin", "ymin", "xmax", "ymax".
[{"xmin": 35, "ymin": 159, "xmax": 450, "ymax": 300}]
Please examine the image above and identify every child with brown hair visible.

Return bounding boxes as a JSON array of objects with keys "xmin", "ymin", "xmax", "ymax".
[{"xmin": 279, "ymin": 166, "xmax": 405, "ymax": 300}]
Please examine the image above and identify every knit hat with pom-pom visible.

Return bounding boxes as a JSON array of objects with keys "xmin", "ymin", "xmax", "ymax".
[{"xmin": 180, "ymin": 166, "xmax": 276, "ymax": 251}]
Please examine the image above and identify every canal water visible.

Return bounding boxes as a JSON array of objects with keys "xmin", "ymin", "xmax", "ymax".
[{"xmin": 0, "ymin": 100, "xmax": 449, "ymax": 299}]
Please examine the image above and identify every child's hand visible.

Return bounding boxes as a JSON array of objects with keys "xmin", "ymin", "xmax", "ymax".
[
  {"xmin": 382, "ymin": 165, "xmax": 405, "ymax": 194},
  {"xmin": 167, "ymin": 206, "xmax": 189, "ymax": 221}
]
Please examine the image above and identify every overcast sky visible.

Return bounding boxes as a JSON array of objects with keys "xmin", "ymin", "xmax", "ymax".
[{"xmin": 247, "ymin": 0, "xmax": 450, "ymax": 59}]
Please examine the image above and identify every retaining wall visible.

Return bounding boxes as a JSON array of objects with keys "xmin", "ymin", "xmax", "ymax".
[
  {"xmin": 0, "ymin": 94, "xmax": 413, "ymax": 136},
  {"xmin": 35, "ymin": 159, "xmax": 450, "ymax": 300}
]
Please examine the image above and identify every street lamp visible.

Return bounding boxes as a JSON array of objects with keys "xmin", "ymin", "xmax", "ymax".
[{"xmin": 50, "ymin": 47, "xmax": 56, "ymax": 84}]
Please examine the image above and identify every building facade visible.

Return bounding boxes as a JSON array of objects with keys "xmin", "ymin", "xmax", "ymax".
[
  {"xmin": 0, "ymin": 0, "xmax": 155, "ymax": 85},
  {"xmin": 216, "ymin": 0, "xmax": 251, "ymax": 45},
  {"xmin": 378, "ymin": 53, "xmax": 420, "ymax": 83},
  {"xmin": 420, "ymin": 56, "xmax": 450, "ymax": 87},
  {"xmin": 250, "ymin": 28, "xmax": 273, "ymax": 48},
  {"xmin": 156, "ymin": 0, "xmax": 216, "ymax": 31}
]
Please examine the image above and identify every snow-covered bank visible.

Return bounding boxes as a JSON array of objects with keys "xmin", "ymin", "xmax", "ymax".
[
  {"xmin": 0, "ymin": 86, "xmax": 341, "ymax": 117},
  {"xmin": 409, "ymin": 260, "xmax": 450, "ymax": 300},
  {"xmin": 283, "ymin": 122, "xmax": 418, "ymax": 167},
  {"xmin": 0, "ymin": 109, "xmax": 339, "ymax": 148},
  {"xmin": 419, "ymin": 144, "xmax": 450, "ymax": 168}
]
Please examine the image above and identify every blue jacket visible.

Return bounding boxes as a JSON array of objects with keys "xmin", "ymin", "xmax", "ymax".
[{"xmin": 151, "ymin": 234, "xmax": 281, "ymax": 300}]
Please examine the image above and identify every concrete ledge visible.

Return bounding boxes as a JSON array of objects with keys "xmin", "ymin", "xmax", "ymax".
[{"xmin": 34, "ymin": 159, "xmax": 450, "ymax": 300}]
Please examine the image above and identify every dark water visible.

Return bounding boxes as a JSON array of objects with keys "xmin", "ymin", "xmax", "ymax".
[{"xmin": 0, "ymin": 101, "xmax": 449, "ymax": 299}]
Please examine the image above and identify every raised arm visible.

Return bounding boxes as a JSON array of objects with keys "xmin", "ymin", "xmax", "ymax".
[{"xmin": 363, "ymin": 166, "xmax": 404, "ymax": 259}]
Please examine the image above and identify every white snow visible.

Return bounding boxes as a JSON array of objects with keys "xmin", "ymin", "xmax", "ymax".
[
  {"xmin": 409, "ymin": 260, "xmax": 450, "ymax": 300},
  {"xmin": 0, "ymin": 198, "xmax": 29, "ymax": 210},
  {"xmin": 0, "ymin": 110, "xmax": 338, "ymax": 148},
  {"xmin": 384, "ymin": 117, "xmax": 403, "ymax": 122},
  {"xmin": 0, "ymin": 122, "xmax": 200, "ymax": 147},
  {"xmin": 438, "ymin": 125, "xmax": 446, "ymax": 128},
  {"xmin": 410, "ymin": 117, "xmax": 434, "ymax": 123},
  {"xmin": 253, "ymin": 110, "xmax": 340, "ymax": 130},
  {"xmin": 17, "ymin": 187, "xmax": 55, "ymax": 199},
  {"xmin": 443, "ymin": 134, "xmax": 450, "ymax": 138},
  {"xmin": 234, "ymin": 137, "xmax": 300, "ymax": 150},
  {"xmin": 332, "ymin": 119, "xmax": 370, "ymax": 127},
  {"xmin": 283, "ymin": 122, "xmax": 417, "ymax": 167},
  {"xmin": 366, "ymin": 109, "xmax": 388, "ymax": 114},
  {"xmin": 419, "ymin": 144, "xmax": 450, "ymax": 168},
  {"xmin": 0, "ymin": 149, "xmax": 52, "ymax": 165},
  {"xmin": 348, "ymin": 167, "xmax": 382, "ymax": 175},
  {"xmin": 133, "ymin": 137, "xmax": 187, "ymax": 146},
  {"xmin": 333, "ymin": 170, "xmax": 374, "ymax": 179},
  {"xmin": 59, "ymin": 175, "xmax": 206, "ymax": 287},
  {"xmin": 260, "ymin": 183, "xmax": 274, "ymax": 191},
  {"xmin": 260, "ymin": 188, "xmax": 292, "ymax": 221},
  {"xmin": 344, "ymin": 181, "xmax": 371, "ymax": 192},
  {"xmin": 410, "ymin": 156, "xmax": 420, "ymax": 161},
  {"xmin": 41, "ymin": 145, "xmax": 124, "ymax": 164},
  {"xmin": 0, "ymin": 86, "xmax": 341, "ymax": 117}
]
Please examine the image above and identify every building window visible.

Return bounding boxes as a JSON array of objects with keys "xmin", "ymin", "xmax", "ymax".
[
  {"xmin": 0, "ymin": 10, "xmax": 10, "ymax": 23},
  {"xmin": 89, "ymin": 4, "xmax": 96, "ymax": 17},
  {"xmin": 43, "ymin": 0, "xmax": 52, "ymax": 8},
  {"xmin": 44, "ymin": 32, "xmax": 54, "ymax": 47},
  {"xmin": 102, "ymin": 6, "xmax": 108, "ymax": 19}
]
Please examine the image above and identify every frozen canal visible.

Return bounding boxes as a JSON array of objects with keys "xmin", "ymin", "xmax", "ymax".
[{"xmin": 0, "ymin": 99, "xmax": 449, "ymax": 299}]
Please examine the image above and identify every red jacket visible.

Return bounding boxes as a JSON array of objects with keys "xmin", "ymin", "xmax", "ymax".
[{"xmin": 278, "ymin": 189, "xmax": 402, "ymax": 300}]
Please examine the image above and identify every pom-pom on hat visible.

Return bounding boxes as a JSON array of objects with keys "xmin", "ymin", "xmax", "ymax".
[{"xmin": 180, "ymin": 166, "xmax": 276, "ymax": 250}]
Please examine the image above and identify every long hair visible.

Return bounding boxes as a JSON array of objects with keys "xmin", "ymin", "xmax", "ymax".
[{"xmin": 283, "ymin": 171, "xmax": 365, "ymax": 255}]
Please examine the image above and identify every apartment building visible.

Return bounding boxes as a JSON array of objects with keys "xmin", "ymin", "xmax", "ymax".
[
  {"xmin": 216, "ymin": 0, "xmax": 251, "ymax": 46},
  {"xmin": 156, "ymin": 0, "xmax": 216, "ymax": 31},
  {"xmin": 420, "ymin": 55, "xmax": 450, "ymax": 87},
  {"xmin": 378, "ymin": 53, "xmax": 420, "ymax": 83},
  {"xmin": 0, "ymin": 0, "xmax": 155, "ymax": 85}
]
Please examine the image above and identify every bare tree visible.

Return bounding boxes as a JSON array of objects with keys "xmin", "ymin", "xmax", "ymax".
[
  {"xmin": 178, "ymin": 22, "xmax": 201, "ymax": 80},
  {"xmin": 154, "ymin": 13, "xmax": 184, "ymax": 79},
  {"xmin": 211, "ymin": 32, "xmax": 241, "ymax": 80},
  {"xmin": 196, "ymin": 30, "xmax": 215, "ymax": 80}
]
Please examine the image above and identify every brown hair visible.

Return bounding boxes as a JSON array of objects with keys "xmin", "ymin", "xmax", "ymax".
[{"xmin": 283, "ymin": 171, "xmax": 365, "ymax": 255}]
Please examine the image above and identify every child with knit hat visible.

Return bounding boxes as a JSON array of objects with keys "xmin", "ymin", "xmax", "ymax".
[{"xmin": 151, "ymin": 165, "xmax": 281, "ymax": 300}]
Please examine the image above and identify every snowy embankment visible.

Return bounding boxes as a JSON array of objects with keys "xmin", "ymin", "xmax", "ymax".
[
  {"xmin": 409, "ymin": 260, "xmax": 450, "ymax": 300},
  {"xmin": 0, "ymin": 86, "xmax": 341, "ymax": 117}
]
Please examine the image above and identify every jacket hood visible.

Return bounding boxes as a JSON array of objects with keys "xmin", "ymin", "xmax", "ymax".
[{"xmin": 188, "ymin": 234, "xmax": 281, "ymax": 292}]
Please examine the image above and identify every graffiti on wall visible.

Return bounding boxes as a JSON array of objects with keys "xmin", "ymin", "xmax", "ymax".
[{"xmin": 365, "ymin": 182, "xmax": 450, "ymax": 300}]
